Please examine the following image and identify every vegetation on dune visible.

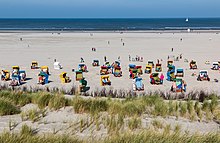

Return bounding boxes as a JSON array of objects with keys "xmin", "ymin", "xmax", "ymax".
[
  {"xmin": 0, "ymin": 88, "xmax": 220, "ymax": 142},
  {"xmin": 103, "ymin": 131, "xmax": 220, "ymax": 143},
  {"xmin": 0, "ymin": 128, "xmax": 220, "ymax": 143},
  {"xmin": 0, "ymin": 98, "xmax": 20, "ymax": 116},
  {"xmin": 0, "ymin": 89, "xmax": 219, "ymax": 123}
]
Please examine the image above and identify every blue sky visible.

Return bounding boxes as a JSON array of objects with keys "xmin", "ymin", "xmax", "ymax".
[{"xmin": 0, "ymin": 0, "xmax": 219, "ymax": 18}]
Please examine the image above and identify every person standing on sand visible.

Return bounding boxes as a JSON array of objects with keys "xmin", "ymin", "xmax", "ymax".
[
  {"xmin": 160, "ymin": 73, "xmax": 164, "ymax": 84},
  {"xmin": 108, "ymin": 41, "xmax": 110, "ymax": 45},
  {"xmin": 104, "ymin": 56, "xmax": 107, "ymax": 62},
  {"xmin": 171, "ymin": 48, "xmax": 173, "ymax": 52},
  {"xmin": 183, "ymin": 80, "xmax": 187, "ymax": 92},
  {"xmin": 80, "ymin": 57, "xmax": 84, "ymax": 63},
  {"xmin": 129, "ymin": 55, "xmax": 131, "ymax": 61},
  {"xmin": 123, "ymin": 43, "xmax": 125, "ymax": 46},
  {"xmin": 180, "ymin": 54, "xmax": 182, "ymax": 59},
  {"xmin": 118, "ymin": 56, "xmax": 120, "ymax": 61}
]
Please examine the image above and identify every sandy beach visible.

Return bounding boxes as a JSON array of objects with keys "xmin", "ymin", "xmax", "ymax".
[{"xmin": 0, "ymin": 31, "xmax": 220, "ymax": 94}]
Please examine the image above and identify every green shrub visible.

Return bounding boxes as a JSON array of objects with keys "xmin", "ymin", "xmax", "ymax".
[
  {"xmin": 202, "ymin": 100, "xmax": 210, "ymax": 112},
  {"xmin": 108, "ymin": 101, "xmax": 123, "ymax": 115},
  {"xmin": 0, "ymin": 98, "xmax": 20, "ymax": 116},
  {"xmin": 128, "ymin": 116, "xmax": 141, "ymax": 130},
  {"xmin": 122, "ymin": 101, "xmax": 145, "ymax": 117},
  {"xmin": 187, "ymin": 100, "xmax": 194, "ymax": 115},
  {"xmin": 153, "ymin": 101, "xmax": 168, "ymax": 117},
  {"xmin": 210, "ymin": 96, "xmax": 218, "ymax": 113},
  {"xmin": 48, "ymin": 95, "xmax": 67, "ymax": 110},
  {"xmin": 35, "ymin": 93, "xmax": 53, "ymax": 109},
  {"xmin": 73, "ymin": 98, "xmax": 107, "ymax": 114},
  {"xmin": 0, "ymin": 90, "xmax": 31, "ymax": 106},
  {"xmin": 179, "ymin": 102, "xmax": 187, "ymax": 117},
  {"xmin": 20, "ymin": 124, "xmax": 34, "ymax": 136}
]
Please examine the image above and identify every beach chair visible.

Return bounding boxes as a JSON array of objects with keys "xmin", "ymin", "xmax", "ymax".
[
  {"xmin": 171, "ymin": 78, "xmax": 185, "ymax": 93},
  {"xmin": 145, "ymin": 65, "xmax": 152, "ymax": 74},
  {"xmin": 38, "ymin": 71, "xmax": 49, "ymax": 85},
  {"xmin": 1, "ymin": 70, "xmax": 10, "ymax": 81},
  {"xmin": 136, "ymin": 66, "xmax": 143, "ymax": 75},
  {"xmin": 19, "ymin": 70, "xmax": 26, "ymax": 81},
  {"xmin": 78, "ymin": 64, "xmax": 88, "ymax": 72},
  {"xmin": 167, "ymin": 65, "xmax": 175, "ymax": 81},
  {"xmin": 92, "ymin": 60, "xmax": 99, "ymax": 67},
  {"xmin": 114, "ymin": 61, "xmax": 120, "ymax": 67},
  {"xmin": 54, "ymin": 62, "xmax": 63, "ymax": 70},
  {"xmin": 150, "ymin": 73, "xmax": 161, "ymax": 85},
  {"xmin": 41, "ymin": 66, "xmax": 49, "ymax": 75},
  {"xmin": 105, "ymin": 62, "xmax": 112, "ymax": 69},
  {"xmin": 113, "ymin": 67, "xmax": 122, "ymax": 77},
  {"xmin": 130, "ymin": 69, "xmax": 138, "ymax": 79},
  {"xmin": 211, "ymin": 62, "xmax": 219, "ymax": 70},
  {"xmin": 12, "ymin": 66, "xmax": 20, "ymax": 75},
  {"xmin": 100, "ymin": 75, "xmax": 111, "ymax": 86},
  {"xmin": 133, "ymin": 77, "xmax": 144, "ymax": 91},
  {"xmin": 167, "ymin": 60, "xmax": 174, "ymax": 67},
  {"xmin": 190, "ymin": 60, "xmax": 197, "ymax": 69},
  {"xmin": 155, "ymin": 64, "xmax": 162, "ymax": 72},
  {"xmin": 175, "ymin": 68, "xmax": 184, "ymax": 77},
  {"xmin": 10, "ymin": 74, "xmax": 21, "ymax": 86},
  {"xmin": 197, "ymin": 70, "xmax": 210, "ymax": 81},
  {"xmin": 60, "ymin": 72, "xmax": 71, "ymax": 83},
  {"xmin": 129, "ymin": 64, "xmax": 136, "ymax": 72},
  {"xmin": 100, "ymin": 66, "xmax": 109, "ymax": 75},
  {"xmin": 79, "ymin": 78, "xmax": 88, "ymax": 92},
  {"xmin": 148, "ymin": 60, "xmax": 154, "ymax": 68},
  {"xmin": 31, "ymin": 61, "xmax": 39, "ymax": 69},
  {"xmin": 76, "ymin": 71, "xmax": 83, "ymax": 81}
]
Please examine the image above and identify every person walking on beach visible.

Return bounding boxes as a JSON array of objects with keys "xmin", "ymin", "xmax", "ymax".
[
  {"xmin": 123, "ymin": 43, "xmax": 125, "ymax": 46},
  {"xmin": 183, "ymin": 80, "xmax": 187, "ymax": 92},
  {"xmin": 129, "ymin": 55, "xmax": 131, "ymax": 61},
  {"xmin": 118, "ymin": 56, "xmax": 120, "ymax": 61},
  {"xmin": 104, "ymin": 56, "xmax": 107, "ymax": 62},
  {"xmin": 140, "ymin": 57, "xmax": 143, "ymax": 62},
  {"xmin": 108, "ymin": 41, "xmax": 110, "ymax": 45},
  {"xmin": 171, "ymin": 48, "xmax": 174, "ymax": 52},
  {"xmin": 80, "ymin": 57, "xmax": 84, "ymax": 63},
  {"xmin": 157, "ymin": 59, "xmax": 160, "ymax": 64},
  {"xmin": 160, "ymin": 73, "xmax": 164, "ymax": 84}
]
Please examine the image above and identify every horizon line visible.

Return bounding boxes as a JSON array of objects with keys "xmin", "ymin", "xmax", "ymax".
[{"xmin": 0, "ymin": 17, "xmax": 220, "ymax": 19}]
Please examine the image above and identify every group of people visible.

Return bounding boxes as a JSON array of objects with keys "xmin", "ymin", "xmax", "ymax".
[{"xmin": 129, "ymin": 55, "xmax": 143, "ymax": 62}]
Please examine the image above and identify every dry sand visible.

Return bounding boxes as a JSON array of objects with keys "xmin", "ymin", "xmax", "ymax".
[{"xmin": 0, "ymin": 31, "xmax": 220, "ymax": 94}]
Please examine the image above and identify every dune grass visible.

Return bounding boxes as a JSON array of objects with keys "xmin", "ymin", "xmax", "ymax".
[
  {"xmin": 0, "ymin": 98, "xmax": 20, "ymax": 116},
  {"xmin": 0, "ymin": 129, "xmax": 219, "ymax": 143},
  {"xmin": 103, "ymin": 130, "xmax": 220, "ymax": 143},
  {"xmin": 0, "ymin": 89, "xmax": 220, "ymax": 142},
  {"xmin": 0, "ymin": 89, "xmax": 219, "ymax": 124}
]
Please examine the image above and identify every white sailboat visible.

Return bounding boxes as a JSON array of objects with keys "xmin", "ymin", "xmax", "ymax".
[{"xmin": 185, "ymin": 18, "xmax": 189, "ymax": 22}]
